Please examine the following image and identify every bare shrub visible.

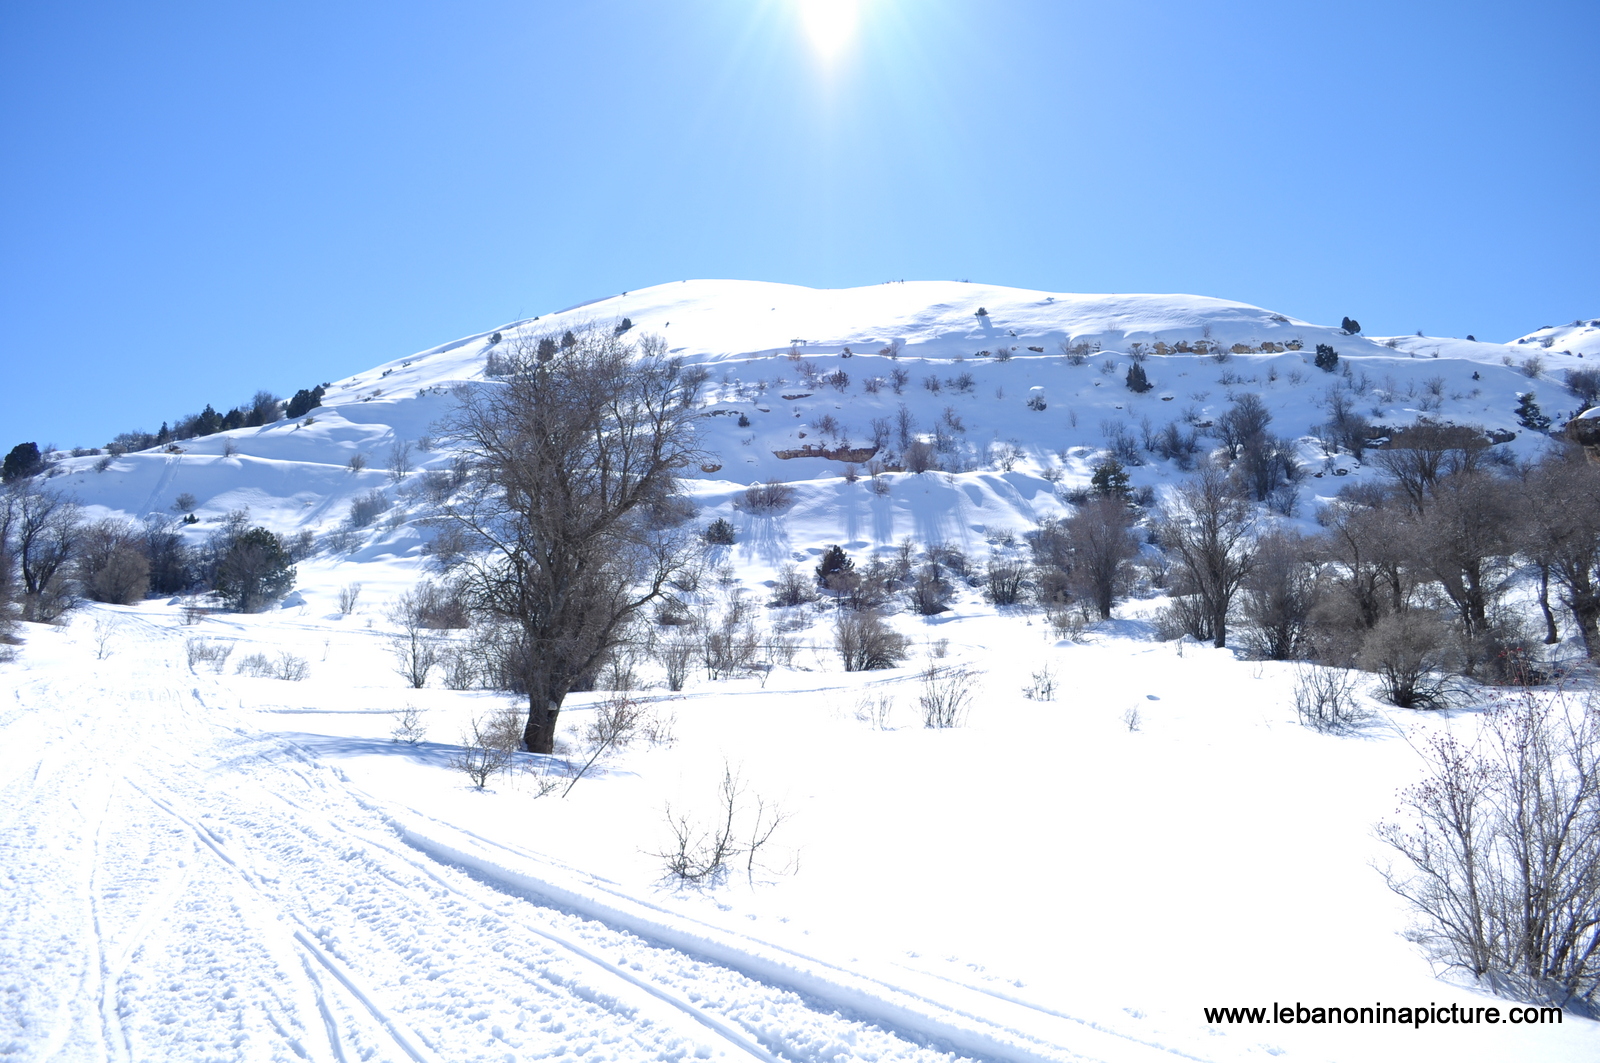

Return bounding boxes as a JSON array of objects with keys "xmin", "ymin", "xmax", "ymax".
[
  {"xmin": 855, "ymin": 692, "xmax": 895, "ymax": 729},
  {"xmin": 658, "ymin": 632, "xmax": 697, "ymax": 691},
  {"xmin": 1023, "ymin": 664, "xmax": 1057, "ymax": 701},
  {"xmin": 391, "ymin": 705, "xmax": 427, "ymax": 744},
  {"xmin": 769, "ymin": 564, "xmax": 819, "ymax": 607},
  {"xmin": 1359, "ymin": 611, "xmax": 1456, "ymax": 708},
  {"xmin": 744, "ymin": 479, "xmax": 796, "ymax": 512},
  {"xmin": 185, "ymin": 638, "xmax": 234, "ymax": 672},
  {"xmin": 438, "ymin": 644, "xmax": 480, "ymax": 690},
  {"xmin": 1376, "ymin": 691, "xmax": 1600, "ymax": 1009},
  {"xmin": 338, "ymin": 582, "xmax": 362, "ymax": 615},
  {"xmin": 903, "ymin": 440, "xmax": 937, "ymax": 474},
  {"xmin": 386, "ymin": 439, "xmax": 413, "ymax": 483},
  {"xmin": 235, "ymin": 651, "xmax": 274, "ymax": 678},
  {"xmin": 91, "ymin": 618, "xmax": 118, "ymax": 660},
  {"xmin": 450, "ymin": 714, "xmax": 515, "ymax": 790},
  {"xmin": 275, "ymin": 653, "xmax": 309, "ymax": 681},
  {"xmin": 348, "ymin": 453, "xmax": 367, "ymax": 473},
  {"xmin": 562, "ymin": 693, "xmax": 645, "ymax": 796},
  {"xmin": 919, "ymin": 663, "xmax": 976, "ymax": 728},
  {"xmin": 346, "ymin": 488, "xmax": 391, "ymax": 528},
  {"xmin": 983, "ymin": 558, "xmax": 1028, "ymax": 605},
  {"xmin": 655, "ymin": 763, "xmax": 788, "ymax": 885},
  {"xmin": 834, "ymin": 610, "xmax": 910, "ymax": 671},
  {"xmin": 1292, "ymin": 664, "xmax": 1368, "ymax": 733},
  {"xmin": 1120, "ymin": 704, "xmax": 1142, "ymax": 732}
]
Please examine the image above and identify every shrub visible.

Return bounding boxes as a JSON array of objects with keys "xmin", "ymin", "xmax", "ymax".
[
  {"xmin": 1125, "ymin": 363, "xmax": 1153, "ymax": 393},
  {"xmin": 919, "ymin": 663, "xmax": 976, "ymax": 728},
  {"xmin": 347, "ymin": 488, "xmax": 390, "ymax": 528},
  {"xmin": 983, "ymin": 558, "xmax": 1027, "ymax": 605},
  {"xmin": 1090, "ymin": 456, "xmax": 1131, "ymax": 499},
  {"xmin": 1314, "ymin": 344, "xmax": 1339, "ymax": 372},
  {"xmin": 743, "ymin": 479, "xmax": 795, "ymax": 512},
  {"xmin": 1340, "ymin": 316, "xmax": 1361, "ymax": 334},
  {"xmin": 702, "ymin": 517, "xmax": 735, "ymax": 545},
  {"xmin": 655, "ymin": 763, "xmax": 787, "ymax": 885},
  {"xmin": 1376, "ymin": 690, "xmax": 1600, "ymax": 1008},
  {"xmin": 834, "ymin": 610, "xmax": 910, "ymax": 671},
  {"xmin": 1564, "ymin": 368, "xmax": 1600, "ymax": 410},
  {"xmin": 1358, "ymin": 611, "xmax": 1455, "ymax": 708},
  {"xmin": 769, "ymin": 564, "xmax": 818, "ymax": 607},
  {"xmin": 391, "ymin": 705, "xmax": 427, "ymax": 744},
  {"xmin": 1292, "ymin": 664, "xmax": 1368, "ymax": 733}
]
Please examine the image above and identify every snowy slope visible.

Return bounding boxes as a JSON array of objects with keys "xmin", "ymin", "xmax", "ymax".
[
  {"xmin": 48, "ymin": 279, "xmax": 1587, "ymax": 588},
  {"xmin": 7, "ymin": 281, "xmax": 1599, "ymax": 1063}
]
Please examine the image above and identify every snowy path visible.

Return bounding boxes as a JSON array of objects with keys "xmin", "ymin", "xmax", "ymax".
[{"xmin": 0, "ymin": 622, "xmax": 1195, "ymax": 1063}]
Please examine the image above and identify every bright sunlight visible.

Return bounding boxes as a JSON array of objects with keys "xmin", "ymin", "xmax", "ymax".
[{"xmin": 797, "ymin": 0, "xmax": 860, "ymax": 59}]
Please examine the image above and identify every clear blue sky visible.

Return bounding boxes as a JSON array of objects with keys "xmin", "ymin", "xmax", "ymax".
[{"xmin": 2, "ymin": 0, "xmax": 1595, "ymax": 449}]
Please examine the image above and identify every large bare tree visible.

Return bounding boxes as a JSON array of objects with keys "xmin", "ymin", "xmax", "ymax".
[
  {"xmin": 437, "ymin": 327, "xmax": 705, "ymax": 753},
  {"xmin": 1158, "ymin": 462, "xmax": 1257, "ymax": 648}
]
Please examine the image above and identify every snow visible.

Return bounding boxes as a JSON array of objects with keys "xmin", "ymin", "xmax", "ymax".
[{"xmin": 5, "ymin": 280, "xmax": 1597, "ymax": 1062}]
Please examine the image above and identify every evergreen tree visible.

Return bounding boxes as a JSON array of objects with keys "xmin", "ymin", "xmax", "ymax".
[
  {"xmin": 195, "ymin": 405, "xmax": 223, "ymax": 436},
  {"xmin": 561, "ymin": 330, "xmax": 578, "ymax": 349},
  {"xmin": 1516, "ymin": 392, "xmax": 1551, "ymax": 432},
  {"xmin": 537, "ymin": 337, "xmax": 558, "ymax": 362},
  {"xmin": 213, "ymin": 526, "xmax": 296, "ymax": 612},
  {"xmin": 2, "ymin": 442, "xmax": 43, "ymax": 483},
  {"xmin": 1125, "ymin": 362, "xmax": 1153, "ymax": 393},
  {"xmin": 1340, "ymin": 316, "xmax": 1361, "ymax": 334},
  {"xmin": 815, "ymin": 544, "xmax": 854, "ymax": 585},
  {"xmin": 1314, "ymin": 344, "xmax": 1339, "ymax": 372},
  {"xmin": 286, "ymin": 385, "xmax": 327, "ymax": 419},
  {"xmin": 1090, "ymin": 456, "xmax": 1132, "ymax": 500}
]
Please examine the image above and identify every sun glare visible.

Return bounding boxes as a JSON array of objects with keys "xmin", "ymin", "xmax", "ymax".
[{"xmin": 798, "ymin": 0, "xmax": 860, "ymax": 59}]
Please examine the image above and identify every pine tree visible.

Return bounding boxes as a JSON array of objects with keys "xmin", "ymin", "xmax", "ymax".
[
  {"xmin": 1314, "ymin": 344, "xmax": 1339, "ymax": 372},
  {"xmin": 1125, "ymin": 362, "xmax": 1153, "ymax": 393},
  {"xmin": 1090, "ymin": 457, "xmax": 1131, "ymax": 499},
  {"xmin": 815, "ymin": 544, "xmax": 854, "ymax": 585},
  {"xmin": 1516, "ymin": 392, "xmax": 1551, "ymax": 432}
]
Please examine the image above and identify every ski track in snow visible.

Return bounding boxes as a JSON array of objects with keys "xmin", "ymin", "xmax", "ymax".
[{"xmin": 0, "ymin": 621, "xmax": 1192, "ymax": 1063}]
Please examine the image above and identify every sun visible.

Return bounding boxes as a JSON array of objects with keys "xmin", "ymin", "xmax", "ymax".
[{"xmin": 797, "ymin": 0, "xmax": 860, "ymax": 59}]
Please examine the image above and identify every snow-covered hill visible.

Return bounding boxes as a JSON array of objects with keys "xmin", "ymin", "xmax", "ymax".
[
  {"xmin": 7, "ymin": 281, "xmax": 1599, "ymax": 1063},
  {"xmin": 48, "ymin": 279, "xmax": 1593, "ymax": 597}
]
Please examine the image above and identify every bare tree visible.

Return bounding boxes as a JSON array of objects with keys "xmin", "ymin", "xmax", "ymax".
[
  {"xmin": 1065, "ymin": 497, "xmax": 1139, "ymax": 620},
  {"xmin": 436, "ymin": 326, "xmax": 705, "ymax": 753},
  {"xmin": 1158, "ymin": 463, "xmax": 1257, "ymax": 648},
  {"xmin": 1239, "ymin": 531, "xmax": 1318, "ymax": 660},
  {"xmin": 1519, "ymin": 455, "xmax": 1600, "ymax": 660},
  {"xmin": 388, "ymin": 588, "xmax": 442, "ymax": 689},
  {"xmin": 0, "ymin": 482, "xmax": 81, "ymax": 621}
]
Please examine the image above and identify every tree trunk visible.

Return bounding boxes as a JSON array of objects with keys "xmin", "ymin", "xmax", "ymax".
[
  {"xmin": 1537, "ymin": 564, "xmax": 1560, "ymax": 645},
  {"xmin": 523, "ymin": 699, "xmax": 561, "ymax": 755},
  {"xmin": 1212, "ymin": 602, "xmax": 1228, "ymax": 649}
]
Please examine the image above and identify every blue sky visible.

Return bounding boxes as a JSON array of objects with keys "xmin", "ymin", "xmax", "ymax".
[{"xmin": 2, "ymin": 0, "xmax": 1595, "ymax": 449}]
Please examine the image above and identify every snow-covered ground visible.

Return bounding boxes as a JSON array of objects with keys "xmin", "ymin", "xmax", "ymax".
[{"xmin": 5, "ymin": 281, "xmax": 1598, "ymax": 1061}]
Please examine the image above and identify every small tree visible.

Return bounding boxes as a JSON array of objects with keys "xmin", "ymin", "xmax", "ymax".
[
  {"xmin": 1089, "ymin": 456, "xmax": 1131, "ymax": 500},
  {"xmin": 815, "ymin": 544, "xmax": 854, "ymax": 586},
  {"xmin": 2, "ymin": 443, "xmax": 43, "ymax": 484},
  {"xmin": 1516, "ymin": 392, "xmax": 1551, "ymax": 432},
  {"xmin": 1314, "ymin": 344, "xmax": 1339, "ymax": 372},
  {"xmin": 702, "ymin": 517, "xmax": 735, "ymax": 545},
  {"xmin": 1125, "ymin": 362, "xmax": 1153, "ymax": 393},
  {"xmin": 1340, "ymin": 316, "xmax": 1361, "ymax": 334},
  {"xmin": 213, "ymin": 527, "xmax": 296, "ymax": 612}
]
